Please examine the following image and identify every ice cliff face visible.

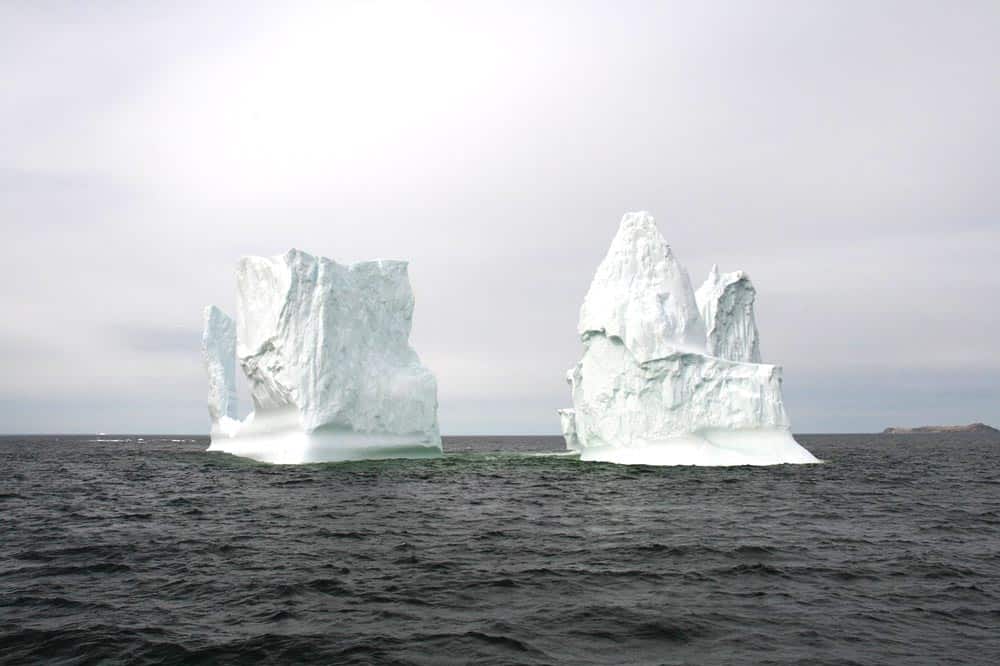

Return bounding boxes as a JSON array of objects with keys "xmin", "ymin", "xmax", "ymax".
[
  {"xmin": 202, "ymin": 249, "xmax": 441, "ymax": 464},
  {"xmin": 695, "ymin": 265, "xmax": 762, "ymax": 363},
  {"xmin": 560, "ymin": 212, "xmax": 818, "ymax": 466},
  {"xmin": 202, "ymin": 306, "xmax": 238, "ymax": 430}
]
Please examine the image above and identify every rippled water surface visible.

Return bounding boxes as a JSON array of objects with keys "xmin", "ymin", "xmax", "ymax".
[{"xmin": 2, "ymin": 434, "xmax": 999, "ymax": 664}]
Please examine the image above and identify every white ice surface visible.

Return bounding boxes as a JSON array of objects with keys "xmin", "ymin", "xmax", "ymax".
[
  {"xmin": 560, "ymin": 212, "xmax": 818, "ymax": 466},
  {"xmin": 202, "ymin": 306, "xmax": 238, "ymax": 422},
  {"xmin": 578, "ymin": 211, "xmax": 706, "ymax": 361},
  {"xmin": 577, "ymin": 429, "xmax": 817, "ymax": 466},
  {"xmin": 695, "ymin": 264, "xmax": 762, "ymax": 363},
  {"xmin": 203, "ymin": 249, "xmax": 441, "ymax": 463}
]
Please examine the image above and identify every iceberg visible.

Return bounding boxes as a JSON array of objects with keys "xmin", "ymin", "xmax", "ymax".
[
  {"xmin": 202, "ymin": 249, "xmax": 441, "ymax": 464},
  {"xmin": 559, "ymin": 212, "xmax": 818, "ymax": 466}
]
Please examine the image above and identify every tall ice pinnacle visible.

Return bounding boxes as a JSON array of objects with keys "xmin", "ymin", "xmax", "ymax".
[
  {"xmin": 579, "ymin": 211, "xmax": 706, "ymax": 360},
  {"xmin": 559, "ymin": 212, "xmax": 818, "ymax": 466},
  {"xmin": 695, "ymin": 264, "xmax": 762, "ymax": 363},
  {"xmin": 202, "ymin": 249, "xmax": 441, "ymax": 464},
  {"xmin": 202, "ymin": 306, "xmax": 238, "ymax": 426}
]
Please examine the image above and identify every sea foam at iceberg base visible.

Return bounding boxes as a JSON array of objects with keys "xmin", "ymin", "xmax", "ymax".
[
  {"xmin": 559, "ymin": 212, "xmax": 818, "ymax": 466},
  {"xmin": 202, "ymin": 249, "xmax": 441, "ymax": 464}
]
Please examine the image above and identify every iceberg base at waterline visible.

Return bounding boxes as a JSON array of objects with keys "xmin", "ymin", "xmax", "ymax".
[
  {"xmin": 206, "ymin": 428, "xmax": 442, "ymax": 465},
  {"xmin": 559, "ymin": 418, "xmax": 816, "ymax": 466},
  {"xmin": 206, "ymin": 409, "xmax": 441, "ymax": 465}
]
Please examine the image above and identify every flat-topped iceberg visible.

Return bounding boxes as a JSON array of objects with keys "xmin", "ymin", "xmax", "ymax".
[
  {"xmin": 202, "ymin": 249, "xmax": 441, "ymax": 464},
  {"xmin": 559, "ymin": 212, "xmax": 818, "ymax": 466}
]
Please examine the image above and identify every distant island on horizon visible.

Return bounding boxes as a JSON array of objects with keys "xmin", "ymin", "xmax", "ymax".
[{"xmin": 883, "ymin": 423, "xmax": 999, "ymax": 434}]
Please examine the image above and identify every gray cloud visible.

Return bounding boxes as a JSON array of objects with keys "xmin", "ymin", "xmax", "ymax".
[{"xmin": 2, "ymin": 1, "xmax": 998, "ymax": 434}]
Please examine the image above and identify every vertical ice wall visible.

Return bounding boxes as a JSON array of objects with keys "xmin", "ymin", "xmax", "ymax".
[
  {"xmin": 695, "ymin": 265, "xmax": 762, "ymax": 363},
  {"xmin": 202, "ymin": 306, "xmax": 238, "ymax": 424}
]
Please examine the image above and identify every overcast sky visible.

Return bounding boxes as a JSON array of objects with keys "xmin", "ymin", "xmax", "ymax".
[{"xmin": 3, "ymin": 1, "xmax": 998, "ymax": 434}]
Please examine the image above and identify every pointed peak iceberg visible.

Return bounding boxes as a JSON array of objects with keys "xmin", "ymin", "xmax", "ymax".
[
  {"xmin": 578, "ymin": 211, "xmax": 705, "ymax": 361},
  {"xmin": 559, "ymin": 211, "xmax": 817, "ymax": 466}
]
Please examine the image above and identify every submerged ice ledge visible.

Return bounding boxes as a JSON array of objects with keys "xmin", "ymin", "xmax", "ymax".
[
  {"xmin": 560, "ymin": 212, "xmax": 818, "ymax": 467},
  {"xmin": 202, "ymin": 249, "xmax": 441, "ymax": 464}
]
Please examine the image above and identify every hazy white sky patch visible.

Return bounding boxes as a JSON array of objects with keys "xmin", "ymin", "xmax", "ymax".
[{"xmin": 2, "ymin": 0, "xmax": 998, "ymax": 433}]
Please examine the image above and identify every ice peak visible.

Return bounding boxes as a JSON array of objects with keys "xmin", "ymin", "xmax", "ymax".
[
  {"xmin": 578, "ymin": 211, "xmax": 705, "ymax": 361},
  {"xmin": 695, "ymin": 266, "xmax": 762, "ymax": 363}
]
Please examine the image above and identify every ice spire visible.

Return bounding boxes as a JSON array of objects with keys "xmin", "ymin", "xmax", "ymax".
[
  {"xmin": 202, "ymin": 305, "xmax": 238, "ymax": 423},
  {"xmin": 578, "ymin": 211, "xmax": 706, "ymax": 362},
  {"xmin": 695, "ymin": 266, "xmax": 762, "ymax": 363}
]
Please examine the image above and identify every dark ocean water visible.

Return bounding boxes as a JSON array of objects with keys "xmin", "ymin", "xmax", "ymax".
[{"xmin": 2, "ymin": 433, "xmax": 999, "ymax": 665}]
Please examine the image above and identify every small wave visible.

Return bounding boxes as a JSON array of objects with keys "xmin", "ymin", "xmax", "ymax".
[
  {"xmin": 713, "ymin": 562, "xmax": 789, "ymax": 577},
  {"xmin": 271, "ymin": 477, "xmax": 316, "ymax": 486},
  {"xmin": 2, "ymin": 562, "xmax": 132, "ymax": 578},
  {"xmin": 14, "ymin": 544, "xmax": 135, "ymax": 562},
  {"xmin": 631, "ymin": 620, "xmax": 702, "ymax": 643},
  {"xmin": 466, "ymin": 577, "xmax": 520, "ymax": 589},
  {"xmin": 275, "ymin": 577, "xmax": 351, "ymax": 597},
  {"xmin": 1, "ymin": 595, "xmax": 115, "ymax": 611},
  {"xmin": 412, "ymin": 630, "xmax": 547, "ymax": 656},
  {"xmin": 733, "ymin": 544, "xmax": 777, "ymax": 556}
]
